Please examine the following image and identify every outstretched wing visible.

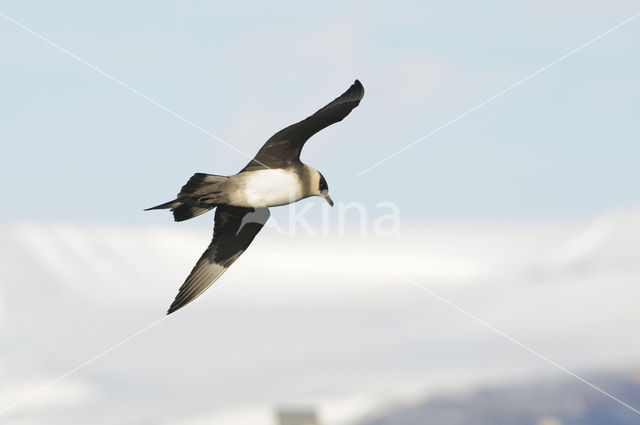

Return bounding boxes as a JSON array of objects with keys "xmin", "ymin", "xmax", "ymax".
[
  {"xmin": 167, "ymin": 206, "xmax": 270, "ymax": 314},
  {"xmin": 242, "ymin": 79, "xmax": 364, "ymax": 171}
]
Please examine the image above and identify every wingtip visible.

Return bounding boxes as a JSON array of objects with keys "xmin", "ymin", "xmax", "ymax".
[
  {"xmin": 167, "ymin": 296, "xmax": 192, "ymax": 315},
  {"xmin": 352, "ymin": 79, "xmax": 364, "ymax": 98},
  {"xmin": 166, "ymin": 299, "xmax": 183, "ymax": 315}
]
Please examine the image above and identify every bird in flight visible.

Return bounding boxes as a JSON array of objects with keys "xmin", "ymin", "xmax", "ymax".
[{"xmin": 146, "ymin": 80, "xmax": 364, "ymax": 314}]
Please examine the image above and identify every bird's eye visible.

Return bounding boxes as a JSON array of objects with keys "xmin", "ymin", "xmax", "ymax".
[{"xmin": 319, "ymin": 175, "xmax": 328, "ymax": 191}]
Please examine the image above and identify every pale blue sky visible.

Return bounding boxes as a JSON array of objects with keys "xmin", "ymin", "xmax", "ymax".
[{"xmin": 1, "ymin": 1, "xmax": 639, "ymax": 223}]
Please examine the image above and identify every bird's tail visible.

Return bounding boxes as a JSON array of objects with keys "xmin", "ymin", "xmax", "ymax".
[{"xmin": 145, "ymin": 173, "xmax": 228, "ymax": 222}]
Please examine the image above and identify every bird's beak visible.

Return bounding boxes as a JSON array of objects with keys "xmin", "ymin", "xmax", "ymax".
[{"xmin": 321, "ymin": 190, "xmax": 334, "ymax": 207}]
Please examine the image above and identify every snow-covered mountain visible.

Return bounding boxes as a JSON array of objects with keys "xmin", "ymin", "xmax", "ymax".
[{"xmin": 357, "ymin": 369, "xmax": 640, "ymax": 425}]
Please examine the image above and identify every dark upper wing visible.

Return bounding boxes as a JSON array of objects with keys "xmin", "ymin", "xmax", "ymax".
[
  {"xmin": 167, "ymin": 206, "xmax": 270, "ymax": 314},
  {"xmin": 242, "ymin": 79, "xmax": 364, "ymax": 171}
]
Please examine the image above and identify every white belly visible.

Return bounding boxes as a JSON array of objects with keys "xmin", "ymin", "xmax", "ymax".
[{"xmin": 238, "ymin": 169, "xmax": 305, "ymax": 207}]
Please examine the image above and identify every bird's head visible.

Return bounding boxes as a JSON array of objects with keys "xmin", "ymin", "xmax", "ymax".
[{"xmin": 310, "ymin": 170, "xmax": 334, "ymax": 207}]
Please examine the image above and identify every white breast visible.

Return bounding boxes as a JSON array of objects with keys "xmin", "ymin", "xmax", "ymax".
[{"xmin": 238, "ymin": 169, "xmax": 305, "ymax": 207}]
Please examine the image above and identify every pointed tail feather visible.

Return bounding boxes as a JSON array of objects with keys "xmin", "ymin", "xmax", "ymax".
[
  {"xmin": 145, "ymin": 173, "xmax": 229, "ymax": 222},
  {"xmin": 144, "ymin": 199, "xmax": 180, "ymax": 211}
]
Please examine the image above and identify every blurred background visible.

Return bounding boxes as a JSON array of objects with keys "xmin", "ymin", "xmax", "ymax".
[{"xmin": 1, "ymin": 1, "xmax": 639, "ymax": 424}]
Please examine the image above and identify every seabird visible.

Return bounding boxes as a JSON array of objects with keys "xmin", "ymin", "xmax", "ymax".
[{"xmin": 146, "ymin": 80, "xmax": 364, "ymax": 314}]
